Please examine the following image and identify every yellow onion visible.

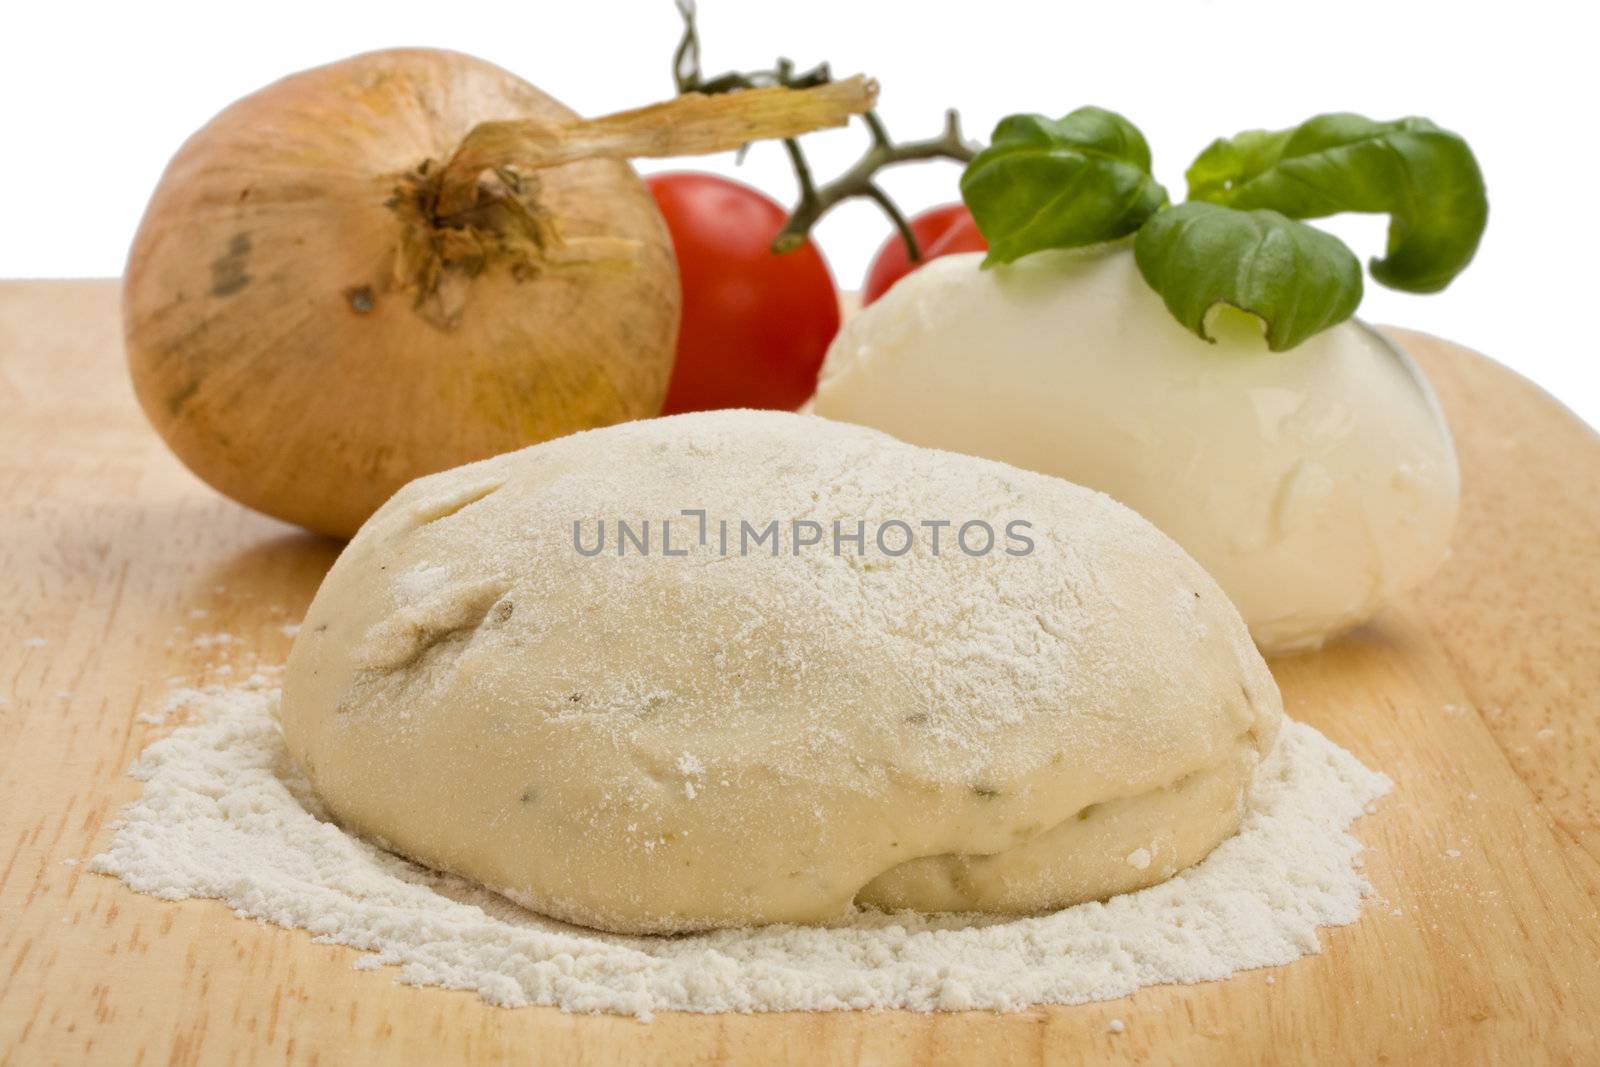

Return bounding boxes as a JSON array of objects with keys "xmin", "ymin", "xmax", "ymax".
[{"xmin": 125, "ymin": 48, "xmax": 872, "ymax": 537}]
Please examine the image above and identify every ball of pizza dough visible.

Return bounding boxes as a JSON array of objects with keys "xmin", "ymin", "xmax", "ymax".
[
  {"xmin": 814, "ymin": 249, "xmax": 1460, "ymax": 653},
  {"xmin": 280, "ymin": 410, "xmax": 1281, "ymax": 933}
]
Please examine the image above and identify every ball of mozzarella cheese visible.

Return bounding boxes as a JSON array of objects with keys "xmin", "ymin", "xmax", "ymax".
[{"xmin": 814, "ymin": 248, "xmax": 1459, "ymax": 653}]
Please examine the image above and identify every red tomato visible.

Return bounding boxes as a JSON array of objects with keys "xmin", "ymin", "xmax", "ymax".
[
  {"xmin": 646, "ymin": 172, "xmax": 841, "ymax": 414},
  {"xmin": 861, "ymin": 202, "xmax": 988, "ymax": 304}
]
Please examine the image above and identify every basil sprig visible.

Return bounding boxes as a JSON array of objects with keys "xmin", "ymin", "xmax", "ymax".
[
  {"xmin": 959, "ymin": 108, "xmax": 1487, "ymax": 350},
  {"xmin": 1186, "ymin": 114, "xmax": 1488, "ymax": 293},
  {"xmin": 959, "ymin": 107, "xmax": 1167, "ymax": 266},
  {"xmin": 1134, "ymin": 203, "xmax": 1363, "ymax": 351}
]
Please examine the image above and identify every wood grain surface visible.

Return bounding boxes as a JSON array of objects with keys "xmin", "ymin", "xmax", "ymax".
[{"xmin": 1, "ymin": 279, "xmax": 1596, "ymax": 1065}]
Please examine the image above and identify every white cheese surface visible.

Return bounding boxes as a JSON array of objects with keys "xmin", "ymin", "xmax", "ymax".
[{"xmin": 815, "ymin": 249, "xmax": 1460, "ymax": 653}]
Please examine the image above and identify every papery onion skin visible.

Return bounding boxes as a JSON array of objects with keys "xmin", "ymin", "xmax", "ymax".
[{"xmin": 124, "ymin": 49, "xmax": 678, "ymax": 539}]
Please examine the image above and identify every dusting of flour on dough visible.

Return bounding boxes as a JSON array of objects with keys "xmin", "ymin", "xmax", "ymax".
[
  {"xmin": 92, "ymin": 683, "xmax": 1391, "ymax": 1020},
  {"xmin": 281, "ymin": 410, "xmax": 1285, "ymax": 933}
]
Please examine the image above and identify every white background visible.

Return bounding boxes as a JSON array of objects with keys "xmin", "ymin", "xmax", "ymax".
[{"xmin": 3, "ymin": 0, "xmax": 1596, "ymax": 425}]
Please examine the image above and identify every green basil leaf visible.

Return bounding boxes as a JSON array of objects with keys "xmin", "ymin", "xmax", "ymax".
[
  {"xmin": 1185, "ymin": 113, "xmax": 1487, "ymax": 293},
  {"xmin": 960, "ymin": 107, "xmax": 1168, "ymax": 266},
  {"xmin": 1185, "ymin": 128, "xmax": 1294, "ymax": 203},
  {"xmin": 1134, "ymin": 202, "xmax": 1363, "ymax": 352}
]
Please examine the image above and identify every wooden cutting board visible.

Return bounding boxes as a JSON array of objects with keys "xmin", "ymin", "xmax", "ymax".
[{"xmin": 1, "ymin": 279, "xmax": 1596, "ymax": 1065}]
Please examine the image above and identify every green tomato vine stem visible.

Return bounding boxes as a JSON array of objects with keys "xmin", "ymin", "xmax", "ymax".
[{"xmin": 670, "ymin": 0, "xmax": 980, "ymax": 260}]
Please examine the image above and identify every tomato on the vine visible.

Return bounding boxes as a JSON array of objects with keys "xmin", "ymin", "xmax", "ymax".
[
  {"xmin": 861, "ymin": 202, "xmax": 988, "ymax": 305},
  {"xmin": 645, "ymin": 172, "xmax": 841, "ymax": 414}
]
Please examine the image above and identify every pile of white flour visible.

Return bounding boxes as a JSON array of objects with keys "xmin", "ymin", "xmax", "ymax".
[{"xmin": 92, "ymin": 682, "xmax": 1390, "ymax": 1020}]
